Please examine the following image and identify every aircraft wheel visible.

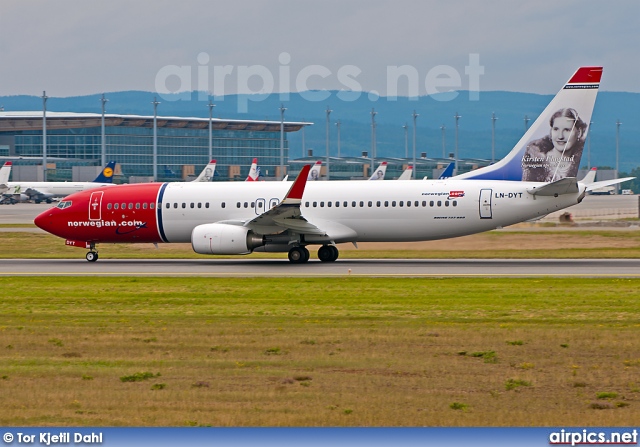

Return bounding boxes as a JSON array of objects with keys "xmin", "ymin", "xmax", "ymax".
[
  {"xmin": 318, "ymin": 245, "xmax": 338, "ymax": 262},
  {"xmin": 86, "ymin": 251, "xmax": 99, "ymax": 262},
  {"xmin": 288, "ymin": 247, "xmax": 306, "ymax": 263},
  {"xmin": 301, "ymin": 246, "xmax": 310, "ymax": 263}
]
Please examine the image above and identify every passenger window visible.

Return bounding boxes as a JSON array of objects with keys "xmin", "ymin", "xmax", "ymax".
[
  {"xmin": 197, "ymin": 203, "xmax": 201, "ymax": 209},
  {"xmin": 335, "ymin": 202, "xmax": 339, "ymax": 207},
  {"xmin": 360, "ymin": 201, "xmax": 364, "ymax": 207},
  {"xmin": 251, "ymin": 202, "xmax": 255, "ymax": 208},
  {"xmin": 320, "ymin": 201, "xmax": 325, "ymax": 207},
  {"xmin": 114, "ymin": 203, "xmax": 119, "ymax": 210},
  {"xmin": 128, "ymin": 203, "xmax": 133, "ymax": 210},
  {"xmin": 244, "ymin": 202, "xmax": 248, "ymax": 208},
  {"xmin": 121, "ymin": 203, "xmax": 126, "ymax": 209},
  {"xmin": 453, "ymin": 201, "xmax": 457, "ymax": 207},
  {"xmin": 328, "ymin": 202, "xmax": 332, "ymax": 207},
  {"xmin": 430, "ymin": 201, "xmax": 434, "ymax": 207},
  {"xmin": 151, "ymin": 203, "xmax": 155, "ymax": 210},
  {"xmin": 174, "ymin": 203, "xmax": 178, "ymax": 209},
  {"xmin": 437, "ymin": 201, "xmax": 442, "ymax": 207},
  {"xmin": 205, "ymin": 203, "xmax": 209, "ymax": 208},
  {"xmin": 107, "ymin": 203, "xmax": 112, "ymax": 210},
  {"xmin": 135, "ymin": 203, "xmax": 140, "ymax": 209},
  {"xmin": 182, "ymin": 203, "xmax": 186, "ymax": 209},
  {"xmin": 142, "ymin": 203, "xmax": 147, "ymax": 210},
  {"xmin": 352, "ymin": 201, "xmax": 357, "ymax": 207},
  {"xmin": 305, "ymin": 201, "xmax": 309, "ymax": 207},
  {"xmin": 236, "ymin": 202, "xmax": 241, "ymax": 208},
  {"xmin": 422, "ymin": 201, "xmax": 427, "ymax": 207},
  {"xmin": 313, "ymin": 202, "xmax": 317, "ymax": 207},
  {"xmin": 190, "ymin": 203, "xmax": 194, "ymax": 208},
  {"xmin": 399, "ymin": 201, "xmax": 403, "ymax": 207},
  {"xmin": 384, "ymin": 201, "xmax": 389, "ymax": 207},
  {"xmin": 415, "ymin": 201, "xmax": 419, "ymax": 207},
  {"xmin": 406, "ymin": 201, "xmax": 411, "ymax": 207},
  {"xmin": 344, "ymin": 201, "xmax": 348, "ymax": 207},
  {"xmin": 392, "ymin": 201, "xmax": 396, "ymax": 207},
  {"xmin": 221, "ymin": 202, "xmax": 225, "ymax": 208},
  {"xmin": 445, "ymin": 201, "xmax": 449, "ymax": 207}
]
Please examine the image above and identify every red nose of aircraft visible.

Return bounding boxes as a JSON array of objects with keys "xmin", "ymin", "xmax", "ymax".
[{"xmin": 34, "ymin": 208, "xmax": 58, "ymax": 235}]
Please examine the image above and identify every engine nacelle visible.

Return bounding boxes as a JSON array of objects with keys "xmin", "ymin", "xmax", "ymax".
[{"xmin": 191, "ymin": 223, "xmax": 264, "ymax": 255}]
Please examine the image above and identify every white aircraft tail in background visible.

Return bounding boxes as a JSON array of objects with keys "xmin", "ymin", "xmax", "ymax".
[
  {"xmin": 307, "ymin": 161, "xmax": 323, "ymax": 181},
  {"xmin": 192, "ymin": 160, "xmax": 217, "ymax": 182},
  {"xmin": 369, "ymin": 162, "xmax": 388, "ymax": 180},
  {"xmin": 397, "ymin": 165, "xmax": 412, "ymax": 180},
  {"xmin": 245, "ymin": 158, "xmax": 260, "ymax": 181},
  {"xmin": 0, "ymin": 161, "xmax": 11, "ymax": 186}
]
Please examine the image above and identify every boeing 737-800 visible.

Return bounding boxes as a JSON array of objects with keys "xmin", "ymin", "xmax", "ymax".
[{"xmin": 34, "ymin": 67, "xmax": 631, "ymax": 263}]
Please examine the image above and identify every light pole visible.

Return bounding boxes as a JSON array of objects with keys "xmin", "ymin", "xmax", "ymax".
[
  {"xmin": 616, "ymin": 119, "xmax": 621, "ymax": 192},
  {"xmin": 587, "ymin": 121, "xmax": 593, "ymax": 169},
  {"xmin": 370, "ymin": 108, "xmax": 377, "ymax": 175},
  {"xmin": 42, "ymin": 91, "xmax": 48, "ymax": 181},
  {"xmin": 152, "ymin": 96, "xmax": 160, "ymax": 181},
  {"xmin": 440, "ymin": 124, "xmax": 446, "ymax": 158},
  {"xmin": 280, "ymin": 104, "xmax": 286, "ymax": 180},
  {"xmin": 101, "ymin": 93, "xmax": 108, "ymax": 168},
  {"xmin": 326, "ymin": 106, "xmax": 332, "ymax": 180},
  {"xmin": 412, "ymin": 110, "xmax": 419, "ymax": 179},
  {"xmin": 491, "ymin": 112, "xmax": 498, "ymax": 163},
  {"xmin": 402, "ymin": 124, "xmax": 408, "ymax": 159},
  {"xmin": 335, "ymin": 120, "xmax": 341, "ymax": 158},
  {"xmin": 301, "ymin": 118, "xmax": 306, "ymax": 158},
  {"xmin": 207, "ymin": 100, "xmax": 215, "ymax": 162},
  {"xmin": 454, "ymin": 112, "xmax": 461, "ymax": 175}
]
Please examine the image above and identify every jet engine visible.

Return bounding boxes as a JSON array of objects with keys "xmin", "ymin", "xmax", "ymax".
[{"xmin": 191, "ymin": 223, "xmax": 264, "ymax": 255}]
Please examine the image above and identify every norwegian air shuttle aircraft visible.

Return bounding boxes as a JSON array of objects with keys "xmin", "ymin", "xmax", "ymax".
[
  {"xmin": 245, "ymin": 158, "xmax": 260, "ymax": 181},
  {"xmin": 34, "ymin": 67, "xmax": 631, "ymax": 263}
]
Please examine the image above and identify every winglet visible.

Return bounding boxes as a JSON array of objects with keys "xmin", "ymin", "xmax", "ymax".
[{"xmin": 283, "ymin": 165, "xmax": 311, "ymax": 204}]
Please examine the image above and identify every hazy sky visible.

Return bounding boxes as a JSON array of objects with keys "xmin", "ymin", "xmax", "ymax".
[{"xmin": 1, "ymin": 0, "xmax": 638, "ymax": 97}]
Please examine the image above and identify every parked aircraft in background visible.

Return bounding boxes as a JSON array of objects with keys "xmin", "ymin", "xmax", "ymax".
[
  {"xmin": 0, "ymin": 161, "xmax": 11, "ymax": 187},
  {"xmin": 2, "ymin": 161, "xmax": 117, "ymax": 204},
  {"xmin": 438, "ymin": 162, "xmax": 455, "ymax": 180},
  {"xmin": 307, "ymin": 161, "xmax": 323, "ymax": 181},
  {"xmin": 192, "ymin": 160, "xmax": 217, "ymax": 182},
  {"xmin": 369, "ymin": 162, "xmax": 387, "ymax": 180},
  {"xmin": 397, "ymin": 166, "xmax": 412, "ymax": 180},
  {"xmin": 245, "ymin": 158, "xmax": 260, "ymax": 181},
  {"xmin": 35, "ymin": 67, "xmax": 632, "ymax": 264}
]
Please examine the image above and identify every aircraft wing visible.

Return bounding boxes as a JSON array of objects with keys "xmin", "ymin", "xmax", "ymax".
[{"xmin": 243, "ymin": 165, "xmax": 326, "ymax": 235}]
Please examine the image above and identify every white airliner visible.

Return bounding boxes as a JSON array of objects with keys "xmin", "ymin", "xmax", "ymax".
[
  {"xmin": 34, "ymin": 67, "xmax": 632, "ymax": 263},
  {"xmin": 2, "ymin": 161, "xmax": 117, "ymax": 203},
  {"xmin": 191, "ymin": 160, "xmax": 217, "ymax": 182}
]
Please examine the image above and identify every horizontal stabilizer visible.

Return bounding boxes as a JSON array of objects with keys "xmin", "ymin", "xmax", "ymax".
[
  {"xmin": 527, "ymin": 177, "xmax": 578, "ymax": 196},
  {"xmin": 585, "ymin": 177, "xmax": 635, "ymax": 192}
]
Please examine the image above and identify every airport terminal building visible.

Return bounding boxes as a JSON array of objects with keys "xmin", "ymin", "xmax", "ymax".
[{"xmin": 0, "ymin": 111, "xmax": 310, "ymax": 182}]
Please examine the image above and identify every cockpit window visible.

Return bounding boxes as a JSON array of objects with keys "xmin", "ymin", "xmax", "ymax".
[{"xmin": 56, "ymin": 201, "xmax": 72, "ymax": 209}]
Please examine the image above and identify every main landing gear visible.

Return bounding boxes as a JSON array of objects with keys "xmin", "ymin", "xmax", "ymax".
[{"xmin": 286, "ymin": 245, "xmax": 339, "ymax": 263}]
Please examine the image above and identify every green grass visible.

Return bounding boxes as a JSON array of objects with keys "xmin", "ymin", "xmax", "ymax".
[
  {"xmin": 1, "ymin": 230, "xmax": 640, "ymax": 259},
  {"xmin": 0, "ymin": 277, "xmax": 639, "ymax": 426}
]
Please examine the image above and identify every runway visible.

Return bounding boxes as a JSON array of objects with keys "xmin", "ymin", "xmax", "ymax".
[{"xmin": 1, "ymin": 258, "xmax": 639, "ymax": 277}]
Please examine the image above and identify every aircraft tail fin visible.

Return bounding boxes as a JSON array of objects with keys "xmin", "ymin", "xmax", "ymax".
[
  {"xmin": 245, "ymin": 158, "xmax": 259, "ymax": 181},
  {"xmin": 93, "ymin": 161, "xmax": 116, "ymax": 183},
  {"xmin": 307, "ymin": 161, "xmax": 322, "ymax": 181},
  {"xmin": 580, "ymin": 167, "xmax": 597, "ymax": 185},
  {"xmin": 192, "ymin": 160, "xmax": 217, "ymax": 182},
  {"xmin": 0, "ymin": 161, "xmax": 12, "ymax": 184},
  {"xmin": 369, "ymin": 161, "xmax": 388, "ymax": 180},
  {"xmin": 438, "ymin": 162, "xmax": 455, "ymax": 180},
  {"xmin": 456, "ymin": 67, "xmax": 602, "ymax": 182},
  {"xmin": 397, "ymin": 165, "xmax": 413, "ymax": 180}
]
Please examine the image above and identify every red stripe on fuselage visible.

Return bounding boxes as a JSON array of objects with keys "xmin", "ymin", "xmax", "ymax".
[{"xmin": 34, "ymin": 183, "xmax": 164, "ymax": 244}]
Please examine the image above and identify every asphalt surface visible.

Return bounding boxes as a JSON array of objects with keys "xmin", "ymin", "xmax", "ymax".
[{"xmin": 1, "ymin": 258, "xmax": 639, "ymax": 277}]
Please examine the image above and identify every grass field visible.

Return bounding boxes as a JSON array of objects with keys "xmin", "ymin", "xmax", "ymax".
[
  {"xmin": 1, "ymin": 277, "xmax": 639, "ymax": 426},
  {"xmin": 1, "ymin": 228, "xmax": 640, "ymax": 259}
]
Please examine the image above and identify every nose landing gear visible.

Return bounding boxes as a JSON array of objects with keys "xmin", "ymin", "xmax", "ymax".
[{"xmin": 85, "ymin": 243, "xmax": 99, "ymax": 262}]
